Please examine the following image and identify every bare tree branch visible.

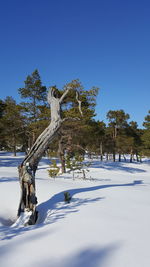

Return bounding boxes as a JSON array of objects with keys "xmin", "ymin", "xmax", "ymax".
[{"xmin": 76, "ymin": 91, "xmax": 83, "ymax": 116}]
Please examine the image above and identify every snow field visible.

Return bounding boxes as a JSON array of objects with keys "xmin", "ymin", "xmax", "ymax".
[{"xmin": 0, "ymin": 153, "xmax": 150, "ymax": 267}]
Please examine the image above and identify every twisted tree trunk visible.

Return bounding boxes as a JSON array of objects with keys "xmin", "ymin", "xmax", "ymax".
[{"xmin": 17, "ymin": 86, "xmax": 81, "ymax": 225}]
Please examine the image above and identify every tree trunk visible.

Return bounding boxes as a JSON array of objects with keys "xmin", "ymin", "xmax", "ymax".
[
  {"xmin": 31, "ymin": 131, "xmax": 36, "ymax": 147},
  {"xmin": 112, "ymin": 138, "xmax": 116, "ymax": 162},
  {"xmin": 13, "ymin": 135, "xmax": 17, "ymax": 156},
  {"xmin": 113, "ymin": 150, "xmax": 116, "ymax": 162},
  {"xmin": 136, "ymin": 153, "xmax": 139, "ymax": 162},
  {"xmin": 58, "ymin": 136, "xmax": 66, "ymax": 173},
  {"xmin": 13, "ymin": 146, "xmax": 17, "ymax": 157},
  {"xmin": 17, "ymin": 164, "xmax": 38, "ymax": 224},
  {"xmin": 130, "ymin": 148, "xmax": 133, "ymax": 163},
  {"xmin": 123, "ymin": 154, "xmax": 126, "ymax": 162},
  {"xmin": 100, "ymin": 141, "xmax": 103, "ymax": 161},
  {"xmin": 17, "ymin": 86, "xmax": 82, "ymax": 225}
]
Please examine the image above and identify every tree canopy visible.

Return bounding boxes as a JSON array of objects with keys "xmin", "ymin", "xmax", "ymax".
[{"xmin": 0, "ymin": 69, "xmax": 149, "ymax": 161}]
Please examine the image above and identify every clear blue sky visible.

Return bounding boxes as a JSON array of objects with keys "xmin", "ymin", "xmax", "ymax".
[{"xmin": 0, "ymin": 0, "xmax": 150, "ymax": 128}]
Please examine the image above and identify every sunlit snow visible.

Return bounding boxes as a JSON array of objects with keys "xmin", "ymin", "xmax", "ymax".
[{"xmin": 0, "ymin": 152, "xmax": 150, "ymax": 267}]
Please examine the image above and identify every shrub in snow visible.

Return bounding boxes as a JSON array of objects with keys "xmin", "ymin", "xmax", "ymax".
[
  {"xmin": 64, "ymin": 192, "xmax": 71, "ymax": 203},
  {"xmin": 66, "ymin": 153, "xmax": 91, "ymax": 179},
  {"xmin": 47, "ymin": 160, "xmax": 60, "ymax": 178}
]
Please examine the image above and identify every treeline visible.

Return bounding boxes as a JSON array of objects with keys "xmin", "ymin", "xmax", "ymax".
[{"xmin": 0, "ymin": 70, "xmax": 150, "ymax": 164}]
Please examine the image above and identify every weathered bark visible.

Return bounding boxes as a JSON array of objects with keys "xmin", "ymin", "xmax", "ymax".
[
  {"xmin": 17, "ymin": 86, "xmax": 82, "ymax": 225},
  {"xmin": 17, "ymin": 164, "xmax": 38, "ymax": 224}
]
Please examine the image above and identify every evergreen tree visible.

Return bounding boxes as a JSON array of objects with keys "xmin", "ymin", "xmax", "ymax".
[
  {"xmin": 83, "ymin": 120, "xmax": 106, "ymax": 159},
  {"xmin": 18, "ymin": 69, "xmax": 49, "ymax": 146},
  {"xmin": 126, "ymin": 121, "xmax": 142, "ymax": 162},
  {"xmin": 0, "ymin": 99, "xmax": 6, "ymax": 150},
  {"xmin": 1, "ymin": 97, "xmax": 24, "ymax": 155},
  {"xmin": 48, "ymin": 79, "xmax": 99, "ymax": 172},
  {"xmin": 106, "ymin": 110, "xmax": 130, "ymax": 161},
  {"xmin": 0, "ymin": 99, "xmax": 5, "ymax": 117},
  {"xmin": 142, "ymin": 111, "xmax": 150, "ymax": 156},
  {"xmin": 143, "ymin": 110, "xmax": 150, "ymax": 129},
  {"xmin": 18, "ymin": 69, "xmax": 47, "ymax": 120}
]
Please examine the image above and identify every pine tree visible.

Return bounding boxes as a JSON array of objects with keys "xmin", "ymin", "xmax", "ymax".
[
  {"xmin": 1, "ymin": 97, "xmax": 24, "ymax": 155},
  {"xmin": 106, "ymin": 110, "xmax": 130, "ymax": 161},
  {"xmin": 143, "ymin": 110, "xmax": 150, "ymax": 129},
  {"xmin": 126, "ymin": 121, "xmax": 142, "ymax": 162},
  {"xmin": 142, "ymin": 111, "xmax": 150, "ymax": 156},
  {"xmin": 54, "ymin": 79, "xmax": 99, "ymax": 172},
  {"xmin": 18, "ymin": 70, "xmax": 48, "ymax": 147},
  {"xmin": 0, "ymin": 99, "xmax": 6, "ymax": 150}
]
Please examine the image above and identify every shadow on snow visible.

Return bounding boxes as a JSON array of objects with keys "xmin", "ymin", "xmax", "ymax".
[
  {"xmin": 0, "ymin": 179, "xmax": 143, "ymax": 241},
  {"xmin": 0, "ymin": 157, "xmax": 24, "ymax": 167},
  {"xmin": 0, "ymin": 177, "xmax": 18, "ymax": 183},
  {"xmin": 36, "ymin": 180, "xmax": 143, "ymax": 225},
  {"xmin": 36, "ymin": 243, "xmax": 121, "ymax": 267},
  {"xmin": 89, "ymin": 160, "xmax": 146, "ymax": 173},
  {"xmin": 0, "ymin": 156, "xmax": 50, "ymax": 168}
]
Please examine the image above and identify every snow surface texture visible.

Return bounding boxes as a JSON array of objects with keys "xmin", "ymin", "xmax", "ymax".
[{"xmin": 0, "ymin": 152, "xmax": 150, "ymax": 267}]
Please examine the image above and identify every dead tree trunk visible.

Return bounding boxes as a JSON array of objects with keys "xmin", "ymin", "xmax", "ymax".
[{"xmin": 17, "ymin": 86, "xmax": 82, "ymax": 225}]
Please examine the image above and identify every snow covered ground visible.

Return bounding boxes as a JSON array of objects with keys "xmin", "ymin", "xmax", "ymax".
[{"xmin": 0, "ymin": 152, "xmax": 150, "ymax": 267}]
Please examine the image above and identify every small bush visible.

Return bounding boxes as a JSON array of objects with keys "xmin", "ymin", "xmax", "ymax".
[
  {"xmin": 47, "ymin": 160, "xmax": 60, "ymax": 178},
  {"xmin": 64, "ymin": 192, "xmax": 71, "ymax": 203},
  {"xmin": 66, "ymin": 153, "xmax": 84, "ymax": 171}
]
